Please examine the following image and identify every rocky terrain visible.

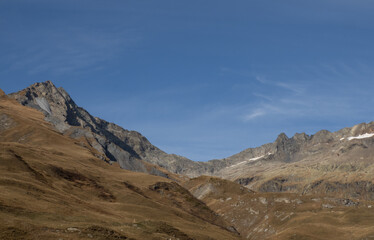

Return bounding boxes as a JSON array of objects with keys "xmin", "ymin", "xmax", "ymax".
[{"xmin": 213, "ymin": 123, "xmax": 374, "ymax": 201}]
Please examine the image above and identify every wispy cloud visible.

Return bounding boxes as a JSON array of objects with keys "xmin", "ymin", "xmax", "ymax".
[
  {"xmin": 2, "ymin": 27, "xmax": 141, "ymax": 75},
  {"xmin": 275, "ymin": 82, "xmax": 304, "ymax": 95},
  {"xmin": 255, "ymin": 75, "xmax": 305, "ymax": 95},
  {"xmin": 243, "ymin": 109, "xmax": 266, "ymax": 120},
  {"xmin": 252, "ymin": 92, "xmax": 273, "ymax": 101},
  {"xmin": 255, "ymin": 75, "xmax": 267, "ymax": 84},
  {"xmin": 224, "ymin": 62, "xmax": 374, "ymax": 122},
  {"xmin": 222, "ymin": 68, "xmax": 306, "ymax": 95}
]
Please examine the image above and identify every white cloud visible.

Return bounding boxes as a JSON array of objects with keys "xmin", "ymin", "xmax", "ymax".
[
  {"xmin": 252, "ymin": 92, "xmax": 273, "ymax": 101},
  {"xmin": 243, "ymin": 109, "xmax": 266, "ymax": 120},
  {"xmin": 255, "ymin": 75, "xmax": 267, "ymax": 84},
  {"xmin": 3, "ymin": 27, "xmax": 141, "ymax": 75},
  {"xmin": 275, "ymin": 82, "xmax": 304, "ymax": 94}
]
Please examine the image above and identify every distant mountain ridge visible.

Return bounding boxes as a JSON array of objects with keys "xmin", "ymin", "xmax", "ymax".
[
  {"xmin": 215, "ymin": 121, "xmax": 374, "ymax": 178},
  {"xmin": 8, "ymin": 81, "xmax": 374, "ymax": 183}
]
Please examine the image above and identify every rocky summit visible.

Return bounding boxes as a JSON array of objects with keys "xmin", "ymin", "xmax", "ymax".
[{"xmin": 8, "ymin": 81, "xmax": 207, "ymax": 177}]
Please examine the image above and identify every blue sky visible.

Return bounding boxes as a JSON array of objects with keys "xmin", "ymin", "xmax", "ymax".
[{"xmin": 1, "ymin": 0, "xmax": 374, "ymax": 161}]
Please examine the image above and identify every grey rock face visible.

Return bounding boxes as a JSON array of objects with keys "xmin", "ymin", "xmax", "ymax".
[
  {"xmin": 0, "ymin": 113, "xmax": 16, "ymax": 133},
  {"xmin": 8, "ymin": 81, "xmax": 205, "ymax": 176}
]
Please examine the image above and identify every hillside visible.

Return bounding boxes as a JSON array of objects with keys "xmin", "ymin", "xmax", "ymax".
[
  {"xmin": 0, "ymin": 91, "xmax": 240, "ymax": 239},
  {"xmin": 183, "ymin": 176, "xmax": 374, "ymax": 240}
]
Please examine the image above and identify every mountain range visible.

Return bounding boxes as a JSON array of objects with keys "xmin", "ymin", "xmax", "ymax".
[{"xmin": 2, "ymin": 81, "xmax": 374, "ymax": 239}]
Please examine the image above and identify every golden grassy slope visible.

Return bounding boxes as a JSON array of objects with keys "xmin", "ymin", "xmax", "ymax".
[
  {"xmin": 0, "ymin": 94, "xmax": 240, "ymax": 240},
  {"xmin": 184, "ymin": 176, "xmax": 374, "ymax": 240}
]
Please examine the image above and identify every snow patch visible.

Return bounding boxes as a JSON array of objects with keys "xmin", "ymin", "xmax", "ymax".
[
  {"xmin": 228, "ymin": 161, "xmax": 246, "ymax": 168},
  {"xmin": 35, "ymin": 97, "xmax": 51, "ymax": 115},
  {"xmin": 347, "ymin": 133, "xmax": 374, "ymax": 141},
  {"xmin": 249, "ymin": 155, "xmax": 265, "ymax": 161},
  {"xmin": 228, "ymin": 153, "xmax": 272, "ymax": 168}
]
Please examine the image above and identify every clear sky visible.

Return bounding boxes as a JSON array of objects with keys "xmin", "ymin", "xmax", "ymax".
[{"xmin": 1, "ymin": 0, "xmax": 374, "ymax": 161}]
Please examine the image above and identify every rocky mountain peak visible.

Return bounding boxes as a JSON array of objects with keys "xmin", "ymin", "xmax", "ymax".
[
  {"xmin": 0, "ymin": 88, "xmax": 5, "ymax": 97},
  {"xmin": 8, "ymin": 81, "xmax": 202, "ymax": 177},
  {"xmin": 8, "ymin": 80, "xmax": 80, "ymax": 131},
  {"xmin": 292, "ymin": 132, "xmax": 310, "ymax": 142},
  {"xmin": 36, "ymin": 80, "xmax": 54, "ymax": 87},
  {"xmin": 275, "ymin": 132, "xmax": 289, "ymax": 143},
  {"xmin": 310, "ymin": 129, "xmax": 333, "ymax": 144},
  {"xmin": 272, "ymin": 132, "xmax": 307, "ymax": 163},
  {"xmin": 349, "ymin": 122, "xmax": 374, "ymax": 136},
  {"xmin": 26, "ymin": 80, "xmax": 60, "ymax": 98}
]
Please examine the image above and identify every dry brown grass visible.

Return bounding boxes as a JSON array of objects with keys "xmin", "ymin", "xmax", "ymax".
[
  {"xmin": 184, "ymin": 176, "xmax": 374, "ymax": 240},
  {"xmin": 0, "ymin": 95, "xmax": 240, "ymax": 240}
]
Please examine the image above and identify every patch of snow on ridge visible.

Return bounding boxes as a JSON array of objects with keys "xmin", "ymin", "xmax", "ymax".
[
  {"xmin": 348, "ymin": 133, "xmax": 374, "ymax": 141},
  {"xmin": 228, "ymin": 161, "xmax": 247, "ymax": 168},
  {"xmin": 249, "ymin": 155, "xmax": 265, "ymax": 161},
  {"xmin": 228, "ymin": 153, "xmax": 272, "ymax": 168},
  {"xmin": 35, "ymin": 97, "xmax": 52, "ymax": 115}
]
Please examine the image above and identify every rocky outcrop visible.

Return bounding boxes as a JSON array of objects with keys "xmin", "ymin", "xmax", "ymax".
[
  {"xmin": 0, "ymin": 114, "xmax": 15, "ymax": 134},
  {"xmin": 8, "ymin": 81, "xmax": 204, "ymax": 176},
  {"xmin": 303, "ymin": 180, "xmax": 374, "ymax": 200}
]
